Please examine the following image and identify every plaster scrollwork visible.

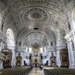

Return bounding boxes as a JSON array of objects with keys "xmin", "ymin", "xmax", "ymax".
[
  {"xmin": 65, "ymin": 30, "xmax": 75, "ymax": 42},
  {"xmin": 21, "ymin": 7, "xmax": 48, "ymax": 22}
]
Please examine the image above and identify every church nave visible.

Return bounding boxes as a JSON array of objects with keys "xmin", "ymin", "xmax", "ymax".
[{"xmin": 0, "ymin": 0, "xmax": 75, "ymax": 75}]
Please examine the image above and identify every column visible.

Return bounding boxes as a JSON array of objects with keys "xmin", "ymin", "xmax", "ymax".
[
  {"xmin": 56, "ymin": 31, "xmax": 66, "ymax": 67},
  {"xmin": 67, "ymin": 40, "xmax": 75, "ymax": 68}
]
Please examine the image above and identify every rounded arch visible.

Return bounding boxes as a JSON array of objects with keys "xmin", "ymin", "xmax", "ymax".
[
  {"xmin": 24, "ymin": 31, "xmax": 49, "ymax": 47},
  {"xmin": 71, "ymin": 7, "xmax": 75, "ymax": 30},
  {"xmin": 6, "ymin": 28, "xmax": 15, "ymax": 50}
]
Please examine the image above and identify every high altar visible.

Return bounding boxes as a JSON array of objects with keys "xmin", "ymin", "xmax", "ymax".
[{"xmin": 30, "ymin": 43, "xmax": 42, "ymax": 65}]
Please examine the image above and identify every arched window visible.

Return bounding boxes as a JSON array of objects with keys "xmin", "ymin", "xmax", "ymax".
[{"xmin": 6, "ymin": 28, "xmax": 15, "ymax": 50}]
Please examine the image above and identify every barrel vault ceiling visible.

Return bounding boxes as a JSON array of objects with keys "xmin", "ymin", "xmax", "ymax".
[{"xmin": 0, "ymin": 0, "xmax": 74, "ymax": 38}]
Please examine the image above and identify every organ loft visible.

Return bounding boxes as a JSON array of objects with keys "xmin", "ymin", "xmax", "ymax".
[{"xmin": 0, "ymin": 0, "xmax": 75, "ymax": 75}]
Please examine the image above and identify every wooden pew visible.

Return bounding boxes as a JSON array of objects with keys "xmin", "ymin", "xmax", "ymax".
[
  {"xmin": 0, "ymin": 66, "xmax": 31, "ymax": 75},
  {"xmin": 44, "ymin": 67, "xmax": 75, "ymax": 75}
]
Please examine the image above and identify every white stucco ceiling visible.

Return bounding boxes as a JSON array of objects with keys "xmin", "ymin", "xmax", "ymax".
[
  {"xmin": 0, "ymin": 0, "xmax": 74, "ymax": 33},
  {"xmin": 0, "ymin": 0, "xmax": 74, "ymax": 45}
]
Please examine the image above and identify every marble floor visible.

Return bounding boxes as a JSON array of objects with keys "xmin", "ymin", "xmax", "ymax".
[{"xmin": 28, "ymin": 68, "xmax": 44, "ymax": 75}]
